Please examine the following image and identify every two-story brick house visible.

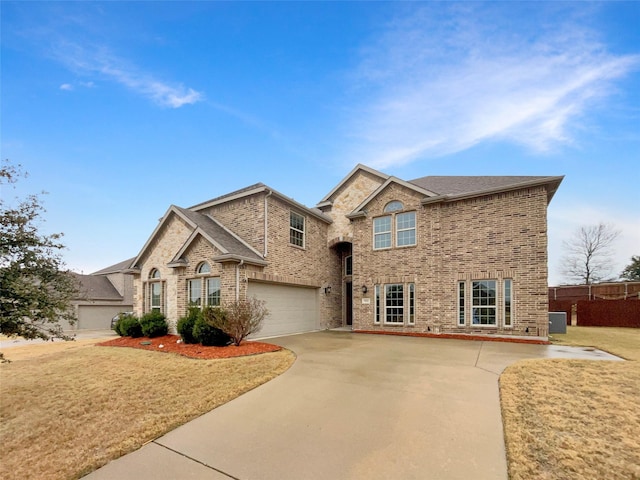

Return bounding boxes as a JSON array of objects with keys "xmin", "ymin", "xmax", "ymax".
[{"xmin": 128, "ymin": 164, "xmax": 562, "ymax": 339}]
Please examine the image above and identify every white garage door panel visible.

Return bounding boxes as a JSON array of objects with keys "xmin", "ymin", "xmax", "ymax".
[
  {"xmin": 247, "ymin": 283, "xmax": 319, "ymax": 338},
  {"xmin": 77, "ymin": 305, "xmax": 132, "ymax": 330}
]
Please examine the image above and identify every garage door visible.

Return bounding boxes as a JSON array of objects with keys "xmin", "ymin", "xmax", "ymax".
[
  {"xmin": 77, "ymin": 305, "xmax": 133, "ymax": 330},
  {"xmin": 247, "ymin": 282, "xmax": 319, "ymax": 338}
]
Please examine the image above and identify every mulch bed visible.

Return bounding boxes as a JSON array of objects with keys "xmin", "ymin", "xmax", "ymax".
[{"xmin": 97, "ymin": 335, "xmax": 282, "ymax": 359}]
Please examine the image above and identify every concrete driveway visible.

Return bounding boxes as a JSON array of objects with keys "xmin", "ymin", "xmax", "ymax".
[{"xmin": 85, "ymin": 331, "xmax": 620, "ymax": 480}]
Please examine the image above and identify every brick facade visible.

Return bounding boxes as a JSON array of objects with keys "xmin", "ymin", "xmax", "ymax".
[
  {"xmin": 130, "ymin": 165, "xmax": 559, "ymax": 339},
  {"xmin": 350, "ymin": 184, "xmax": 550, "ymax": 337}
]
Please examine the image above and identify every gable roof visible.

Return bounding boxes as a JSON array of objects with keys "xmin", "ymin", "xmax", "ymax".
[
  {"xmin": 190, "ymin": 183, "xmax": 332, "ymax": 224},
  {"xmin": 170, "ymin": 207, "xmax": 266, "ymax": 266},
  {"xmin": 131, "ymin": 205, "xmax": 267, "ymax": 270},
  {"xmin": 346, "ymin": 176, "xmax": 438, "ymax": 218},
  {"xmin": 73, "ymin": 273, "xmax": 123, "ymax": 301},
  {"xmin": 317, "ymin": 163, "xmax": 390, "ymax": 206},
  {"xmin": 91, "ymin": 257, "xmax": 136, "ymax": 275},
  {"xmin": 412, "ymin": 175, "xmax": 564, "ymax": 204}
]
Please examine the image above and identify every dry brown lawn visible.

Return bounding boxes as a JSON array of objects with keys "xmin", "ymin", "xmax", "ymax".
[
  {"xmin": 501, "ymin": 327, "xmax": 640, "ymax": 480},
  {"xmin": 0, "ymin": 340, "xmax": 294, "ymax": 480}
]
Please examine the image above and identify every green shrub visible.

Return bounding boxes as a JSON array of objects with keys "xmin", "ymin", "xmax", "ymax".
[
  {"xmin": 118, "ymin": 315, "xmax": 142, "ymax": 338},
  {"xmin": 193, "ymin": 307, "xmax": 231, "ymax": 346},
  {"xmin": 113, "ymin": 314, "xmax": 130, "ymax": 336},
  {"xmin": 139, "ymin": 311, "xmax": 168, "ymax": 338},
  {"xmin": 177, "ymin": 307, "xmax": 200, "ymax": 344}
]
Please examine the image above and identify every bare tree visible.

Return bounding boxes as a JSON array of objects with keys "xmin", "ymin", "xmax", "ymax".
[
  {"xmin": 560, "ymin": 222, "xmax": 620, "ymax": 284},
  {"xmin": 205, "ymin": 297, "xmax": 268, "ymax": 346}
]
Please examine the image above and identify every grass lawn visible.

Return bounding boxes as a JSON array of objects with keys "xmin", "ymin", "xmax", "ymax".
[
  {"xmin": 0, "ymin": 340, "xmax": 294, "ymax": 480},
  {"xmin": 500, "ymin": 327, "xmax": 640, "ymax": 480}
]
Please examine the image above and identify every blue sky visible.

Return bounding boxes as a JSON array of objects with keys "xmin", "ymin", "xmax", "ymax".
[{"xmin": 1, "ymin": 1, "xmax": 639, "ymax": 285}]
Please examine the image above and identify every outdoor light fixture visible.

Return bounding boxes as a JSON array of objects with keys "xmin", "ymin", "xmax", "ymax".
[
  {"xmin": 361, "ymin": 285, "xmax": 368, "ymax": 294},
  {"xmin": 324, "ymin": 285, "xmax": 332, "ymax": 295}
]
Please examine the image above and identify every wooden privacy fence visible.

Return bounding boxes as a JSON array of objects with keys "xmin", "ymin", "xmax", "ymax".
[{"xmin": 549, "ymin": 282, "xmax": 640, "ymax": 328}]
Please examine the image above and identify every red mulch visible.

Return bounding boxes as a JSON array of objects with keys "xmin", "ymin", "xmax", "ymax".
[{"xmin": 96, "ymin": 335, "xmax": 282, "ymax": 359}]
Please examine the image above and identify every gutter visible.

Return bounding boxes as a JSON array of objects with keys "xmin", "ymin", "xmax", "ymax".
[
  {"xmin": 264, "ymin": 189, "xmax": 272, "ymax": 257},
  {"xmin": 236, "ymin": 259, "xmax": 244, "ymax": 301}
]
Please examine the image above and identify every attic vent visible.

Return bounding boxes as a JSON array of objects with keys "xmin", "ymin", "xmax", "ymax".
[{"xmin": 384, "ymin": 201, "xmax": 404, "ymax": 213}]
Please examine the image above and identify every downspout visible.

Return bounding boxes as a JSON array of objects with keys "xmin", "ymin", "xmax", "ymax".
[
  {"xmin": 264, "ymin": 190, "xmax": 272, "ymax": 258},
  {"xmin": 236, "ymin": 259, "xmax": 244, "ymax": 301}
]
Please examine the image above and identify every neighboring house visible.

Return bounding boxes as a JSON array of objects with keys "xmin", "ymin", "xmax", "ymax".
[
  {"xmin": 64, "ymin": 258, "xmax": 135, "ymax": 330},
  {"xmin": 127, "ymin": 164, "xmax": 563, "ymax": 339}
]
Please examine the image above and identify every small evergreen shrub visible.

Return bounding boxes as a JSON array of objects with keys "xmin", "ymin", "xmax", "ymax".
[
  {"xmin": 193, "ymin": 307, "xmax": 231, "ymax": 346},
  {"xmin": 118, "ymin": 315, "xmax": 142, "ymax": 338},
  {"xmin": 177, "ymin": 307, "xmax": 200, "ymax": 344},
  {"xmin": 139, "ymin": 311, "xmax": 168, "ymax": 338}
]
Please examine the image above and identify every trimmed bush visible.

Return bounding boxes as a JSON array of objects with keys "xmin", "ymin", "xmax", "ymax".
[
  {"xmin": 177, "ymin": 308, "xmax": 200, "ymax": 344},
  {"xmin": 139, "ymin": 311, "xmax": 168, "ymax": 338},
  {"xmin": 193, "ymin": 307, "xmax": 231, "ymax": 346},
  {"xmin": 118, "ymin": 315, "xmax": 142, "ymax": 338}
]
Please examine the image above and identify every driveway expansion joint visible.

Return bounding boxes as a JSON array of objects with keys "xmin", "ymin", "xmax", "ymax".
[{"xmin": 152, "ymin": 440, "xmax": 242, "ymax": 480}]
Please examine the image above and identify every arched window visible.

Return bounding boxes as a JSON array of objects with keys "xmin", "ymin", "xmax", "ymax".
[
  {"xmin": 384, "ymin": 201, "xmax": 404, "ymax": 213},
  {"xmin": 197, "ymin": 262, "xmax": 211, "ymax": 274},
  {"xmin": 147, "ymin": 269, "xmax": 162, "ymax": 313}
]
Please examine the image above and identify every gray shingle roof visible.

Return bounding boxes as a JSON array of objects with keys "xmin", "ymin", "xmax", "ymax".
[
  {"xmin": 189, "ymin": 183, "xmax": 266, "ymax": 210},
  {"xmin": 408, "ymin": 176, "xmax": 551, "ymax": 196},
  {"xmin": 72, "ymin": 273, "xmax": 123, "ymax": 301},
  {"xmin": 91, "ymin": 257, "xmax": 136, "ymax": 275},
  {"xmin": 174, "ymin": 207, "xmax": 264, "ymax": 263}
]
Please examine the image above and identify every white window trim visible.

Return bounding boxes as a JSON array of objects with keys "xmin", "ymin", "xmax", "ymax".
[
  {"xmin": 188, "ymin": 278, "xmax": 202, "ymax": 308},
  {"xmin": 373, "ymin": 215, "xmax": 392, "ymax": 250},
  {"xmin": 383, "ymin": 283, "xmax": 405, "ymax": 325},
  {"xmin": 457, "ymin": 281, "xmax": 466, "ymax": 326},
  {"xmin": 289, "ymin": 211, "xmax": 305, "ymax": 248},
  {"xmin": 408, "ymin": 283, "xmax": 415, "ymax": 325},
  {"xmin": 395, "ymin": 211, "xmax": 416, "ymax": 248},
  {"xmin": 374, "ymin": 285, "xmax": 380, "ymax": 324},
  {"xmin": 503, "ymin": 279, "xmax": 513, "ymax": 328},
  {"xmin": 205, "ymin": 277, "xmax": 221, "ymax": 307},
  {"xmin": 471, "ymin": 280, "xmax": 498, "ymax": 327},
  {"xmin": 149, "ymin": 281, "xmax": 163, "ymax": 313},
  {"xmin": 345, "ymin": 255, "xmax": 353, "ymax": 276}
]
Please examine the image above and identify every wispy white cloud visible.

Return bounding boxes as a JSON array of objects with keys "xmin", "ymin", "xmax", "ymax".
[
  {"xmin": 59, "ymin": 83, "xmax": 73, "ymax": 91},
  {"xmin": 346, "ymin": 4, "xmax": 640, "ymax": 168},
  {"xmin": 51, "ymin": 41, "xmax": 202, "ymax": 108}
]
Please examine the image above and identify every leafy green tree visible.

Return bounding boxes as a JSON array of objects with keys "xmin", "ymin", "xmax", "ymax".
[
  {"xmin": 621, "ymin": 255, "xmax": 640, "ymax": 281},
  {"xmin": 0, "ymin": 160, "xmax": 78, "ymax": 347}
]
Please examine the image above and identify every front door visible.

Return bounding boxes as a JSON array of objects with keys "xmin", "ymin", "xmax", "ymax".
[{"xmin": 345, "ymin": 281, "xmax": 353, "ymax": 326}]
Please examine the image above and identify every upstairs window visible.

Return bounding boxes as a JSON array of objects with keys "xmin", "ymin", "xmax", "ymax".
[
  {"xmin": 290, "ymin": 211, "xmax": 305, "ymax": 248},
  {"xmin": 197, "ymin": 262, "xmax": 211, "ymax": 274},
  {"xmin": 396, "ymin": 212, "xmax": 416, "ymax": 247},
  {"xmin": 373, "ymin": 202, "xmax": 416, "ymax": 250},
  {"xmin": 373, "ymin": 216, "xmax": 392, "ymax": 249},
  {"xmin": 384, "ymin": 201, "xmax": 404, "ymax": 212}
]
